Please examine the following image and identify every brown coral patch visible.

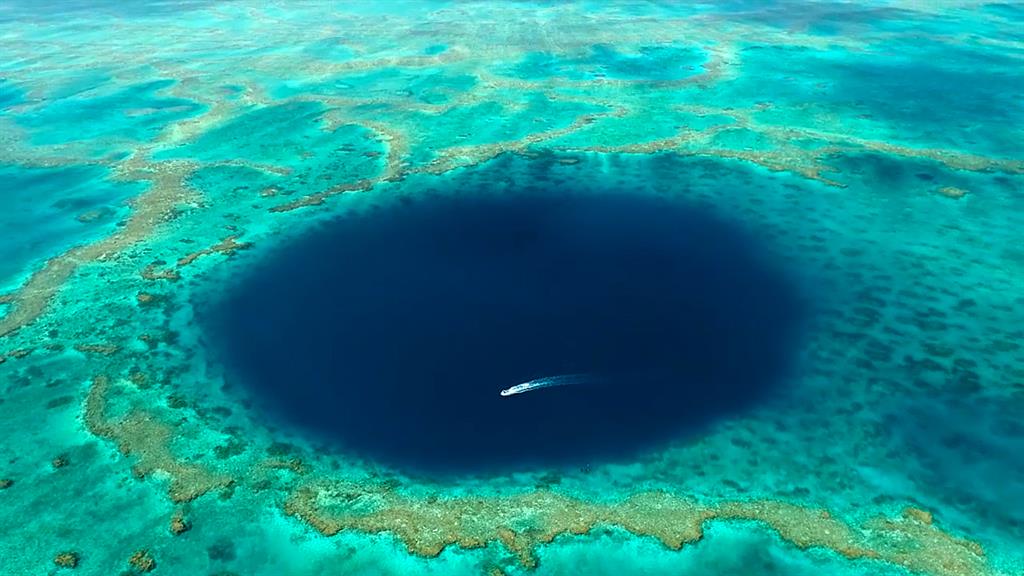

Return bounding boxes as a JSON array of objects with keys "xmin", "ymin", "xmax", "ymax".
[
  {"xmin": 0, "ymin": 478, "xmax": 12, "ymax": 489},
  {"xmin": 128, "ymin": 549, "xmax": 156, "ymax": 573},
  {"xmin": 176, "ymin": 235, "xmax": 252, "ymax": 267},
  {"xmin": 136, "ymin": 292, "xmax": 162, "ymax": 306},
  {"xmin": 170, "ymin": 511, "xmax": 192, "ymax": 535},
  {"xmin": 284, "ymin": 481, "xmax": 991, "ymax": 576},
  {"xmin": 865, "ymin": 509, "xmax": 987, "ymax": 576},
  {"xmin": 904, "ymin": 507, "xmax": 934, "ymax": 525},
  {"xmin": 74, "ymin": 343, "xmax": 121, "ymax": 356},
  {"xmin": 415, "ymin": 109, "xmax": 625, "ymax": 177},
  {"xmin": 937, "ymin": 186, "xmax": 968, "ymax": 199},
  {"xmin": 140, "ymin": 263, "xmax": 181, "ymax": 281},
  {"xmin": 129, "ymin": 370, "xmax": 149, "ymax": 387},
  {"xmin": 75, "ymin": 208, "xmax": 110, "ymax": 223},
  {"xmin": 269, "ymin": 178, "xmax": 376, "ymax": 213},
  {"xmin": 85, "ymin": 376, "xmax": 234, "ymax": 503},
  {"xmin": 54, "ymin": 551, "xmax": 79, "ymax": 568},
  {"xmin": 262, "ymin": 458, "xmax": 308, "ymax": 475}
]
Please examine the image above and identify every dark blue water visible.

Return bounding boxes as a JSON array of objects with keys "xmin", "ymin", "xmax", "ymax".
[{"xmin": 204, "ymin": 187, "xmax": 806, "ymax": 474}]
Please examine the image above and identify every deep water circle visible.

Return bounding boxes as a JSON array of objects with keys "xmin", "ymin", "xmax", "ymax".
[{"xmin": 204, "ymin": 188, "xmax": 805, "ymax": 474}]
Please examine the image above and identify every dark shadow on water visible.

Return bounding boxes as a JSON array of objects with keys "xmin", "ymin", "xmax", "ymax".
[{"xmin": 200, "ymin": 187, "xmax": 807, "ymax": 474}]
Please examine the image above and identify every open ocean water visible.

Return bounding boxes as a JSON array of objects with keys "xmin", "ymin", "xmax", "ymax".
[{"xmin": 0, "ymin": 1, "xmax": 1021, "ymax": 575}]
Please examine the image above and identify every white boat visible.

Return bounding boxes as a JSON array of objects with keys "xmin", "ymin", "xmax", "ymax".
[{"xmin": 499, "ymin": 373, "xmax": 593, "ymax": 396}]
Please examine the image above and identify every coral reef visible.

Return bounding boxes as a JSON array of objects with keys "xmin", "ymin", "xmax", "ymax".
[
  {"xmin": 0, "ymin": 2, "xmax": 1021, "ymax": 574},
  {"xmin": 73, "ymin": 344, "xmax": 121, "ymax": 356},
  {"xmin": 170, "ymin": 511, "xmax": 192, "ymax": 536},
  {"xmin": 175, "ymin": 235, "xmax": 253, "ymax": 268},
  {"xmin": 85, "ymin": 376, "xmax": 234, "ymax": 503},
  {"xmin": 283, "ymin": 482, "xmax": 990, "ymax": 576},
  {"xmin": 53, "ymin": 551, "xmax": 79, "ymax": 569},
  {"xmin": 938, "ymin": 186, "xmax": 968, "ymax": 199},
  {"xmin": 128, "ymin": 549, "xmax": 156, "ymax": 573}
]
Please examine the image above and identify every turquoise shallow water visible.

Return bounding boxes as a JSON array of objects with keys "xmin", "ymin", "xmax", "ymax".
[
  {"xmin": 0, "ymin": 1, "xmax": 1022, "ymax": 575},
  {"xmin": 0, "ymin": 164, "xmax": 142, "ymax": 292}
]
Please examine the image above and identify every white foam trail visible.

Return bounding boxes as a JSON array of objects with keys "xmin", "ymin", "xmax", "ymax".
[{"xmin": 499, "ymin": 373, "xmax": 595, "ymax": 396}]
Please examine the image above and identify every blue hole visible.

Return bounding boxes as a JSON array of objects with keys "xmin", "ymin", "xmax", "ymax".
[{"xmin": 202, "ymin": 185, "xmax": 807, "ymax": 474}]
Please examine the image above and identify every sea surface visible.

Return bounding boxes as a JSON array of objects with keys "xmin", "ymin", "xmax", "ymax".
[{"xmin": 0, "ymin": 1, "xmax": 1022, "ymax": 575}]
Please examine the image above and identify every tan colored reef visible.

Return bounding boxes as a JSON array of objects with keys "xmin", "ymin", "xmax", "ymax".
[
  {"xmin": 283, "ymin": 480, "xmax": 991, "ymax": 576},
  {"xmin": 169, "ymin": 511, "xmax": 192, "ymax": 536},
  {"xmin": 140, "ymin": 264, "xmax": 181, "ymax": 281},
  {"xmin": 73, "ymin": 343, "xmax": 121, "ymax": 356},
  {"xmin": 128, "ymin": 549, "xmax": 156, "ymax": 573},
  {"xmin": 938, "ymin": 186, "xmax": 969, "ymax": 199},
  {"xmin": 174, "ymin": 235, "xmax": 253, "ymax": 267},
  {"xmin": 0, "ymin": 23, "xmax": 1019, "ymax": 339},
  {"xmin": 79, "ymin": 374, "xmax": 997, "ymax": 576},
  {"xmin": 85, "ymin": 376, "xmax": 234, "ymax": 503},
  {"xmin": 53, "ymin": 551, "xmax": 79, "ymax": 569}
]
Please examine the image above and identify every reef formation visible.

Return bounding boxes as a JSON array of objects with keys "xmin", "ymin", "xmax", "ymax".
[{"xmin": 0, "ymin": 1, "xmax": 1022, "ymax": 575}]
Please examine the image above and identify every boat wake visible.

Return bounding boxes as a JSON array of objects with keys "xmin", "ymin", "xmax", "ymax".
[{"xmin": 500, "ymin": 373, "xmax": 597, "ymax": 396}]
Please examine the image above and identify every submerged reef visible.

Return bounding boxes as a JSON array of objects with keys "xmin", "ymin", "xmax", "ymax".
[
  {"xmin": 53, "ymin": 551, "xmax": 79, "ymax": 569},
  {"xmin": 284, "ymin": 482, "xmax": 988, "ymax": 576},
  {"xmin": 78, "ymin": 372, "xmax": 995, "ymax": 576},
  {"xmin": 1, "ymin": 1, "xmax": 1022, "ymax": 575}
]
